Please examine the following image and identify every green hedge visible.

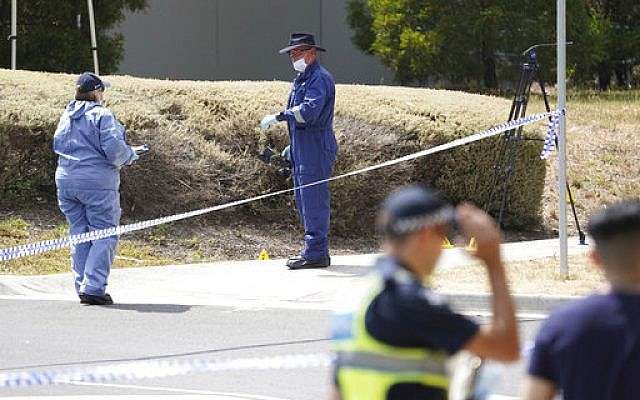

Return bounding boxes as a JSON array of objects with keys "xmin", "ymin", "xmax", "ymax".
[{"xmin": 0, "ymin": 69, "xmax": 546, "ymax": 234}]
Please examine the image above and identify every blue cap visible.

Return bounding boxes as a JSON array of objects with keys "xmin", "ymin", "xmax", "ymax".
[
  {"xmin": 379, "ymin": 185, "xmax": 454, "ymax": 237},
  {"xmin": 76, "ymin": 72, "xmax": 110, "ymax": 93}
]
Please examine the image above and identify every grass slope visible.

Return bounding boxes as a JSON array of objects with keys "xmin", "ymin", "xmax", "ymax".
[
  {"xmin": 6, "ymin": 70, "xmax": 635, "ymax": 281},
  {"xmin": 0, "ymin": 69, "xmax": 544, "ymax": 231}
]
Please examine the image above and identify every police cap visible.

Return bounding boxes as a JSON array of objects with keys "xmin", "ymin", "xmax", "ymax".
[{"xmin": 378, "ymin": 185, "xmax": 454, "ymax": 238}]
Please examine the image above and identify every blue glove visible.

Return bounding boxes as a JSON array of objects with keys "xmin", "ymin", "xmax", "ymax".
[{"xmin": 260, "ymin": 114, "xmax": 279, "ymax": 130}]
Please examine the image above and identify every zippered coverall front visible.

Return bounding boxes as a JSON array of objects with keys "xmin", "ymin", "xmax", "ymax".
[{"xmin": 281, "ymin": 61, "xmax": 338, "ymax": 260}]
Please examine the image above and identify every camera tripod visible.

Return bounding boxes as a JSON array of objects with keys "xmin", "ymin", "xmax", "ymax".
[{"xmin": 484, "ymin": 44, "xmax": 586, "ymax": 244}]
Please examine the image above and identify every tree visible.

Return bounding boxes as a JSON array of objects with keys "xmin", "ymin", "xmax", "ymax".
[
  {"xmin": 346, "ymin": 0, "xmax": 606, "ymax": 89},
  {"xmin": 588, "ymin": 0, "xmax": 640, "ymax": 89},
  {"xmin": 0, "ymin": 0, "xmax": 147, "ymax": 74}
]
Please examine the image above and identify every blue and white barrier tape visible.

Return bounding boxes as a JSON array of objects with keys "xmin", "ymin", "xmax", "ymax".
[
  {"xmin": 0, "ymin": 109, "xmax": 563, "ymax": 262},
  {"xmin": 540, "ymin": 110, "xmax": 563, "ymax": 159},
  {"xmin": 0, "ymin": 353, "xmax": 331, "ymax": 388}
]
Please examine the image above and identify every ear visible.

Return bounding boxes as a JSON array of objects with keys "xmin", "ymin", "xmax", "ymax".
[
  {"xmin": 589, "ymin": 249, "xmax": 604, "ymax": 271},
  {"xmin": 434, "ymin": 224, "xmax": 449, "ymax": 238}
]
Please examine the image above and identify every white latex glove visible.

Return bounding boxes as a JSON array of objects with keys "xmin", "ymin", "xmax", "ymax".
[
  {"xmin": 281, "ymin": 145, "xmax": 291, "ymax": 162},
  {"xmin": 126, "ymin": 152, "xmax": 140, "ymax": 166},
  {"xmin": 260, "ymin": 114, "xmax": 279, "ymax": 130},
  {"xmin": 131, "ymin": 144, "xmax": 150, "ymax": 155}
]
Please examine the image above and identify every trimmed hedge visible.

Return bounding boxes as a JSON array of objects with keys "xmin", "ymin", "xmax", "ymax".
[{"xmin": 0, "ymin": 69, "xmax": 546, "ymax": 234}]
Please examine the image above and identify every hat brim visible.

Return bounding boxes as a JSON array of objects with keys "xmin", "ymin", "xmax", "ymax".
[{"xmin": 278, "ymin": 44, "xmax": 326, "ymax": 54}]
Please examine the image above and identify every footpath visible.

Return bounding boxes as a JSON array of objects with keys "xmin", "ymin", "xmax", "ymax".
[{"xmin": 0, "ymin": 237, "xmax": 590, "ymax": 314}]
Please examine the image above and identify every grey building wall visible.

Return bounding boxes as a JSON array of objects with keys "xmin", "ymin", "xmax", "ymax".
[{"xmin": 116, "ymin": 0, "xmax": 394, "ymax": 84}]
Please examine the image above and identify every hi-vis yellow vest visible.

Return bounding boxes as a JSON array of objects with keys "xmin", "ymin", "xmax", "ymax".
[{"xmin": 332, "ymin": 275, "xmax": 450, "ymax": 400}]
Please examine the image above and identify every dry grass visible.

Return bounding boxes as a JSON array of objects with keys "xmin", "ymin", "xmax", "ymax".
[
  {"xmin": 1, "ymin": 69, "xmax": 638, "ymax": 287},
  {"xmin": 0, "ymin": 211, "xmax": 380, "ymax": 275},
  {"xmin": 0, "ymin": 216, "xmax": 173, "ymax": 275},
  {"xmin": 526, "ymin": 90, "xmax": 640, "ymax": 234},
  {"xmin": 0, "ymin": 69, "xmax": 544, "ymax": 237},
  {"xmin": 433, "ymin": 254, "xmax": 607, "ymax": 296}
]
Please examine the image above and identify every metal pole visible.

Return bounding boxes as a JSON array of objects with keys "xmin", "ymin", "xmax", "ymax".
[
  {"xmin": 557, "ymin": 0, "xmax": 568, "ymax": 274},
  {"xmin": 319, "ymin": 0, "xmax": 323, "ymax": 45},
  {"xmin": 10, "ymin": 0, "xmax": 17, "ymax": 70},
  {"xmin": 215, "ymin": 0, "xmax": 220, "ymax": 68},
  {"xmin": 87, "ymin": 0, "xmax": 100, "ymax": 75}
]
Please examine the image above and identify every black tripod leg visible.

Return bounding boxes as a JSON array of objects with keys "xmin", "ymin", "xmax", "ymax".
[
  {"xmin": 567, "ymin": 188, "xmax": 587, "ymax": 244},
  {"xmin": 538, "ymin": 77, "xmax": 587, "ymax": 245},
  {"xmin": 496, "ymin": 67, "xmax": 534, "ymax": 227},
  {"xmin": 485, "ymin": 68, "xmax": 529, "ymax": 217}
]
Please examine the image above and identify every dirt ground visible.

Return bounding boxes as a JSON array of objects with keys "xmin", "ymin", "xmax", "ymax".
[{"xmin": 0, "ymin": 198, "xmax": 558, "ymax": 275}]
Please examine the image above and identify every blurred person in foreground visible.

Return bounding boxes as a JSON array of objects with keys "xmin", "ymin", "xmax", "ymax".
[
  {"xmin": 331, "ymin": 185, "xmax": 519, "ymax": 399},
  {"xmin": 524, "ymin": 200, "xmax": 640, "ymax": 400},
  {"xmin": 53, "ymin": 72, "xmax": 147, "ymax": 306}
]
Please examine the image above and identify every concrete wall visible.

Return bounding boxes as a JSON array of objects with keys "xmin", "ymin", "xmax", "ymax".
[{"xmin": 116, "ymin": 0, "xmax": 394, "ymax": 84}]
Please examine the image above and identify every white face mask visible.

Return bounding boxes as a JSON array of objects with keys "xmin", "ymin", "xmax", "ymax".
[{"xmin": 292, "ymin": 58, "xmax": 307, "ymax": 72}]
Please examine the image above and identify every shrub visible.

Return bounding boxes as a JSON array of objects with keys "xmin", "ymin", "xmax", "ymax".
[{"xmin": 0, "ymin": 69, "xmax": 546, "ymax": 235}]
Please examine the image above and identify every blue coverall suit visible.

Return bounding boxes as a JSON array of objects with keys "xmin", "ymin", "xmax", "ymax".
[
  {"xmin": 281, "ymin": 61, "xmax": 338, "ymax": 260},
  {"xmin": 53, "ymin": 101, "xmax": 136, "ymax": 296}
]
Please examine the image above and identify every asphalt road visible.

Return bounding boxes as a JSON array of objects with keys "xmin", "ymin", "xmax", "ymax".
[{"xmin": 0, "ymin": 299, "xmax": 545, "ymax": 399}]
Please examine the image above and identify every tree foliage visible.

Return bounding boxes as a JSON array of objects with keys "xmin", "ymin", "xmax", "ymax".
[
  {"xmin": 347, "ymin": 0, "xmax": 638, "ymax": 89},
  {"xmin": 588, "ymin": 0, "xmax": 640, "ymax": 89},
  {"xmin": 0, "ymin": 0, "xmax": 147, "ymax": 74}
]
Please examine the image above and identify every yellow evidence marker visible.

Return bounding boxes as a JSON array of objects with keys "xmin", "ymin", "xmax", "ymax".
[
  {"xmin": 466, "ymin": 237, "xmax": 477, "ymax": 252},
  {"xmin": 258, "ymin": 249, "xmax": 270, "ymax": 260},
  {"xmin": 441, "ymin": 237, "xmax": 455, "ymax": 249}
]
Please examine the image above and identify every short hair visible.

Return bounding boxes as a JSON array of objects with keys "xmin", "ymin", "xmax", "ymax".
[
  {"xmin": 588, "ymin": 200, "xmax": 640, "ymax": 271},
  {"xmin": 75, "ymin": 87, "xmax": 98, "ymax": 102}
]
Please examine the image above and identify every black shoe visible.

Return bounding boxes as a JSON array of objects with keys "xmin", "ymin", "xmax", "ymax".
[
  {"xmin": 79, "ymin": 293, "xmax": 114, "ymax": 305},
  {"xmin": 288, "ymin": 256, "xmax": 331, "ymax": 270}
]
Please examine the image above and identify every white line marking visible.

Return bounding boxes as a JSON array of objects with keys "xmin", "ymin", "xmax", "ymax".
[
  {"xmin": 57, "ymin": 380, "xmax": 293, "ymax": 400},
  {"xmin": 462, "ymin": 311, "xmax": 548, "ymax": 320}
]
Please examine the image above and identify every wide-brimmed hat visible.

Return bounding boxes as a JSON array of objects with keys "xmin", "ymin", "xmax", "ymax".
[{"xmin": 278, "ymin": 32, "xmax": 326, "ymax": 54}]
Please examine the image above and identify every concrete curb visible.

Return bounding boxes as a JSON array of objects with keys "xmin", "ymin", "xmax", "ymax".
[{"xmin": 445, "ymin": 292, "xmax": 577, "ymax": 315}]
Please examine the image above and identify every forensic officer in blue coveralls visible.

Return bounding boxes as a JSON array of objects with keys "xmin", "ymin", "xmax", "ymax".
[
  {"xmin": 261, "ymin": 33, "xmax": 338, "ymax": 270},
  {"xmin": 54, "ymin": 72, "xmax": 147, "ymax": 305}
]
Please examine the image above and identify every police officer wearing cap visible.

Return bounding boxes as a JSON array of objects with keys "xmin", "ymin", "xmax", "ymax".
[
  {"xmin": 260, "ymin": 32, "xmax": 338, "ymax": 270},
  {"xmin": 53, "ymin": 72, "xmax": 148, "ymax": 305},
  {"xmin": 330, "ymin": 185, "xmax": 519, "ymax": 400}
]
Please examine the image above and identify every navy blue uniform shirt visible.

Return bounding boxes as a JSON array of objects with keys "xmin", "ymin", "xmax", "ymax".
[
  {"xmin": 528, "ymin": 291, "xmax": 640, "ymax": 400},
  {"xmin": 361, "ymin": 256, "xmax": 479, "ymax": 399}
]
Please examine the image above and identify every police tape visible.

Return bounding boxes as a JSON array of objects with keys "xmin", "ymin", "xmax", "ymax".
[
  {"xmin": 0, "ymin": 353, "xmax": 331, "ymax": 388},
  {"xmin": 0, "ymin": 110, "xmax": 563, "ymax": 262}
]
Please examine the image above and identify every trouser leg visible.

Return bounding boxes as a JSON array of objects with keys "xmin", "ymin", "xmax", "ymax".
[
  {"xmin": 79, "ymin": 190, "xmax": 121, "ymax": 296},
  {"xmin": 296, "ymin": 173, "xmax": 331, "ymax": 260},
  {"xmin": 293, "ymin": 174, "xmax": 304, "ymax": 225},
  {"xmin": 57, "ymin": 189, "xmax": 91, "ymax": 294}
]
